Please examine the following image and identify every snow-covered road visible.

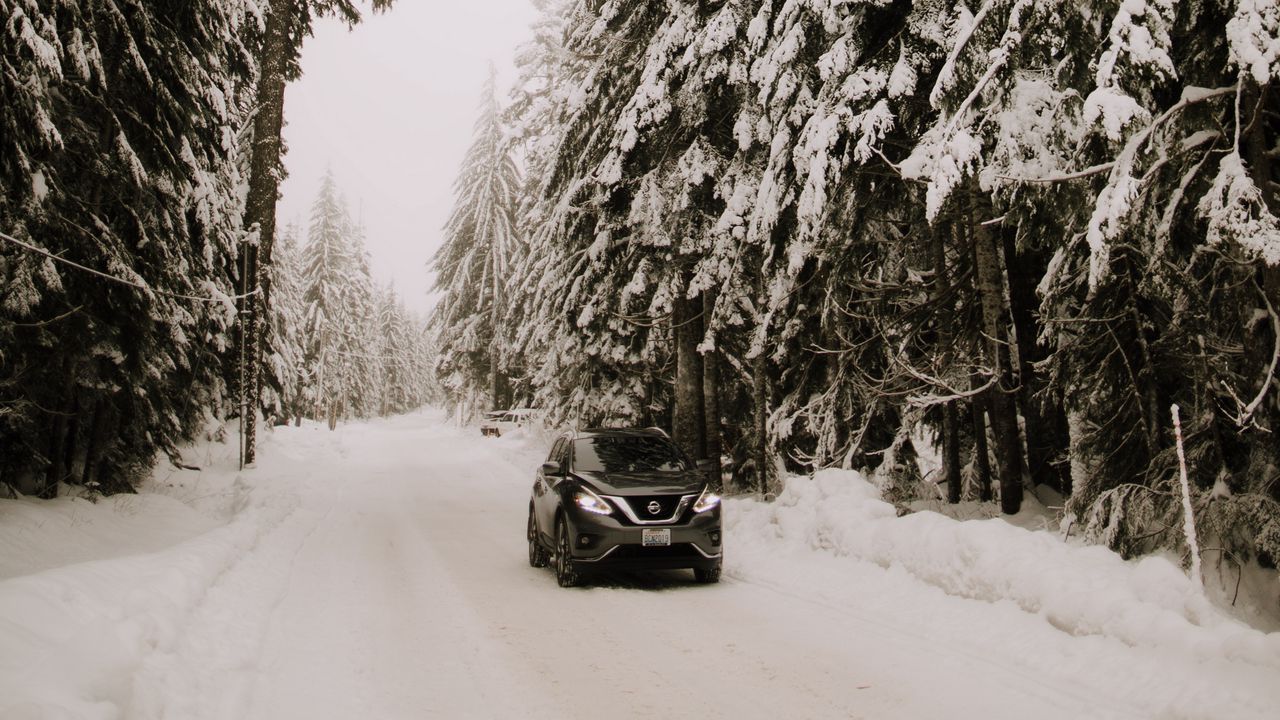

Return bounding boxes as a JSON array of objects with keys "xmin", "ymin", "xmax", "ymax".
[
  {"xmin": 3, "ymin": 411, "xmax": 1279, "ymax": 719},
  {"xmin": 228, "ymin": 418, "xmax": 1081, "ymax": 720}
]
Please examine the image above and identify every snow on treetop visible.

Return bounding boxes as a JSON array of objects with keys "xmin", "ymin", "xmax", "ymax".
[
  {"xmin": 1198, "ymin": 153, "xmax": 1280, "ymax": 266},
  {"xmin": 1227, "ymin": 0, "xmax": 1280, "ymax": 83}
]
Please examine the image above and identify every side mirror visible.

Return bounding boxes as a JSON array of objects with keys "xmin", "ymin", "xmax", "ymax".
[{"xmin": 540, "ymin": 461, "xmax": 564, "ymax": 476}]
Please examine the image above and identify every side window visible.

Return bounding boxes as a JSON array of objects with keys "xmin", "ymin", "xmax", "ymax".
[{"xmin": 548, "ymin": 438, "xmax": 565, "ymax": 463}]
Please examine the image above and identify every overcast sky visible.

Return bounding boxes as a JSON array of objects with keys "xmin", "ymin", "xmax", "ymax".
[{"xmin": 277, "ymin": 1, "xmax": 539, "ymax": 315}]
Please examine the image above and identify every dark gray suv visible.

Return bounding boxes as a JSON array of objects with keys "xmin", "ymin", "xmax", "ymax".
[{"xmin": 527, "ymin": 428, "xmax": 722, "ymax": 587}]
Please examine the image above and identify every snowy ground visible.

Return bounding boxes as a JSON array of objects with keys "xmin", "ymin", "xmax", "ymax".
[{"xmin": 2, "ymin": 410, "xmax": 1278, "ymax": 720}]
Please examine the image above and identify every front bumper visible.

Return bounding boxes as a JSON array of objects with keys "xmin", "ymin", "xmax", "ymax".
[{"xmin": 563, "ymin": 506, "xmax": 722, "ymax": 572}]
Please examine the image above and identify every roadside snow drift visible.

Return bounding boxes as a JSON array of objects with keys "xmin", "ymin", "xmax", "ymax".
[{"xmin": 729, "ymin": 469, "xmax": 1280, "ymax": 665}]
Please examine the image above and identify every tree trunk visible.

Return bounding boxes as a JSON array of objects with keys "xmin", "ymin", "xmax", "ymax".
[
  {"xmin": 932, "ymin": 219, "xmax": 961, "ymax": 503},
  {"xmin": 752, "ymin": 348, "xmax": 768, "ymax": 496},
  {"xmin": 489, "ymin": 345, "xmax": 501, "ymax": 410},
  {"xmin": 750, "ymin": 272, "xmax": 771, "ymax": 496},
  {"xmin": 1001, "ymin": 231, "xmax": 1069, "ymax": 493},
  {"xmin": 68, "ymin": 397, "xmax": 94, "ymax": 486},
  {"xmin": 970, "ymin": 370, "xmax": 994, "ymax": 502},
  {"xmin": 970, "ymin": 183, "xmax": 1024, "ymax": 514},
  {"xmin": 702, "ymin": 289, "xmax": 722, "ymax": 491},
  {"xmin": 44, "ymin": 369, "xmax": 76, "ymax": 492},
  {"xmin": 80, "ymin": 399, "xmax": 106, "ymax": 487},
  {"xmin": 672, "ymin": 281, "xmax": 706, "ymax": 460},
  {"xmin": 87, "ymin": 402, "xmax": 130, "ymax": 494},
  {"xmin": 240, "ymin": 0, "xmax": 293, "ymax": 465},
  {"xmin": 942, "ymin": 404, "xmax": 960, "ymax": 503}
]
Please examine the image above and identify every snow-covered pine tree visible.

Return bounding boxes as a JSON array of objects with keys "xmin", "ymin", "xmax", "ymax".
[
  {"xmin": 503, "ymin": 0, "xmax": 577, "ymax": 409},
  {"xmin": 0, "ymin": 0, "xmax": 256, "ymax": 494},
  {"xmin": 299, "ymin": 172, "xmax": 373, "ymax": 428},
  {"xmin": 375, "ymin": 284, "xmax": 403, "ymax": 416},
  {"xmin": 1058, "ymin": 0, "xmax": 1280, "ymax": 563},
  {"xmin": 344, "ymin": 219, "xmax": 380, "ymax": 420},
  {"xmin": 481, "ymin": 0, "xmax": 1280, "ymax": 566},
  {"xmin": 430, "ymin": 68, "xmax": 521, "ymax": 417},
  {"xmin": 895, "ymin": 0, "xmax": 1280, "ymax": 546},
  {"xmin": 263, "ymin": 221, "xmax": 307, "ymax": 426},
  {"xmin": 507, "ymin": 0, "xmax": 714, "ymax": 439},
  {"xmin": 373, "ymin": 284, "xmax": 431, "ymax": 416},
  {"xmin": 403, "ymin": 310, "xmax": 438, "ymax": 412},
  {"xmin": 505, "ymin": 0, "xmax": 954, "ymax": 492},
  {"xmin": 239, "ymin": 0, "xmax": 396, "ymax": 462}
]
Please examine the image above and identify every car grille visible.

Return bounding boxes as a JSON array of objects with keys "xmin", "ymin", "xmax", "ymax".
[{"xmin": 618, "ymin": 495, "xmax": 683, "ymax": 522}]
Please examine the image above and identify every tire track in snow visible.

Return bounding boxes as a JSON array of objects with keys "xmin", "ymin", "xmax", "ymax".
[{"xmin": 128, "ymin": 496, "xmax": 328, "ymax": 720}]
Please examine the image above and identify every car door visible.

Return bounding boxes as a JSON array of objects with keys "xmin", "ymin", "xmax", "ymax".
[{"xmin": 533, "ymin": 437, "xmax": 566, "ymax": 543}]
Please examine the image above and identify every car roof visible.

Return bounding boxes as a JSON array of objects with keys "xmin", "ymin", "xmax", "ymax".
[{"xmin": 570, "ymin": 427, "xmax": 669, "ymax": 440}]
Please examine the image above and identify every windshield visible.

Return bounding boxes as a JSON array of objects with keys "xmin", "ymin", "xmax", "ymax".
[{"xmin": 573, "ymin": 436, "xmax": 690, "ymax": 473}]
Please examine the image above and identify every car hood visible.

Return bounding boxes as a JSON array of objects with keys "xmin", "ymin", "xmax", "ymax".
[{"xmin": 574, "ymin": 471, "xmax": 705, "ymax": 496}]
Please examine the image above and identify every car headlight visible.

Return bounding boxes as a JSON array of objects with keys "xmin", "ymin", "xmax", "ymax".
[
  {"xmin": 693, "ymin": 487, "xmax": 720, "ymax": 513},
  {"xmin": 573, "ymin": 487, "xmax": 613, "ymax": 515}
]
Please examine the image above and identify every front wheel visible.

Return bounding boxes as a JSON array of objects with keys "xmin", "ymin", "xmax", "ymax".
[
  {"xmin": 694, "ymin": 563, "xmax": 721, "ymax": 584},
  {"xmin": 555, "ymin": 519, "xmax": 581, "ymax": 588},
  {"xmin": 528, "ymin": 508, "xmax": 548, "ymax": 568}
]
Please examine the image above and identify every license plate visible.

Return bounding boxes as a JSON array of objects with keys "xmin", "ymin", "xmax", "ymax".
[{"xmin": 642, "ymin": 528, "xmax": 671, "ymax": 547}]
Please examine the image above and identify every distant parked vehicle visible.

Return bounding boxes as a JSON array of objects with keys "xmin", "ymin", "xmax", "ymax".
[
  {"xmin": 527, "ymin": 427, "xmax": 722, "ymax": 587},
  {"xmin": 480, "ymin": 408, "xmax": 539, "ymax": 437}
]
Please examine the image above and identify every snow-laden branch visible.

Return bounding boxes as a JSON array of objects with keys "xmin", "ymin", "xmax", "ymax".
[
  {"xmin": 1085, "ymin": 84, "xmax": 1239, "ymax": 290},
  {"xmin": 904, "ymin": 370, "xmax": 999, "ymax": 410},
  {"xmin": 999, "ymin": 161, "xmax": 1117, "ymax": 184},
  {"xmin": 929, "ymin": 0, "xmax": 993, "ymax": 109},
  {"xmin": 1221, "ymin": 281, "xmax": 1280, "ymax": 429}
]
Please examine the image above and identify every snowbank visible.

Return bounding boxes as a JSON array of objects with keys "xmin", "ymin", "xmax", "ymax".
[
  {"xmin": 727, "ymin": 470, "xmax": 1280, "ymax": 666},
  {"xmin": 0, "ymin": 431, "xmax": 299, "ymax": 720},
  {"xmin": 0, "ymin": 493, "xmax": 216, "ymax": 581}
]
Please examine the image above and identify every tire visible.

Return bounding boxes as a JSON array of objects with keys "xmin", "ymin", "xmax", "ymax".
[
  {"xmin": 694, "ymin": 563, "xmax": 721, "ymax": 584},
  {"xmin": 555, "ymin": 519, "xmax": 581, "ymax": 588},
  {"xmin": 528, "ymin": 507, "xmax": 548, "ymax": 568}
]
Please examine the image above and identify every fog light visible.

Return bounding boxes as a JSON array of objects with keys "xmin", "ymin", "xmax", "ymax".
[
  {"xmin": 579, "ymin": 534, "xmax": 591, "ymax": 546},
  {"xmin": 709, "ymin": 531, "xmax": 721, "ymax": 546}
]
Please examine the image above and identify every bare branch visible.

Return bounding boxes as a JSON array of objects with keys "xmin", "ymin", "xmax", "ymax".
[{"xmin": 1225, "ymin": 280, "xmax": 1280, "ymax": 429}]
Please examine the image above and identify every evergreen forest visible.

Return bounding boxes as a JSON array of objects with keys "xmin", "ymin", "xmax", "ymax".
[
  {"xmin": 0, "ymin": 0, "xmax": 431, "ymax": 497},
  {"xmin": 2, "ymin": 0, "xmax": 1279, "ymax": 584},
  {"xmin": 431, "ymin": 0, "xmax": 1280, "ymax": 571}
]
